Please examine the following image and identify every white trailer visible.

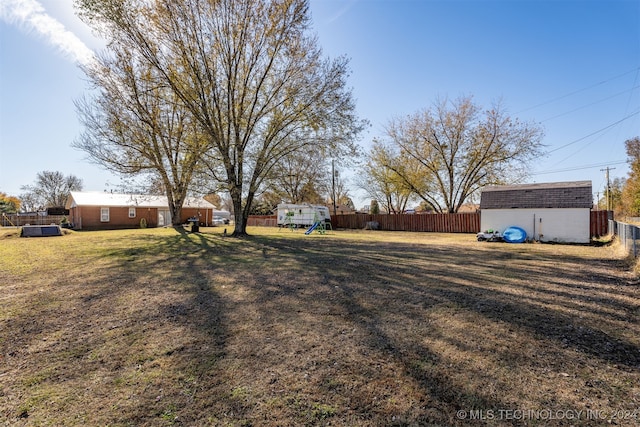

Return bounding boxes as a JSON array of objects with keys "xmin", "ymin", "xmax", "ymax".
[{"xmin": 276, "ymin": 203, "xmax": 331, "ymax": 228}]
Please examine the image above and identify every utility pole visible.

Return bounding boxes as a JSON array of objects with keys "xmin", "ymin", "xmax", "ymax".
[
  {"xmin": 331, "ymin": 159, "xmax": 337, "ymax": 216},
  {"xmin": 600, "ymin": 167, "xmax": 616, "ymax": 211}
]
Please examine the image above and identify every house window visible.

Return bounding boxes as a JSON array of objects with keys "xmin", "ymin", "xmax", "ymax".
[
  {"xmin": 128, "ymin": 207, "xmax": 136, "ymax": 218},
  {"xmin": 100, "ymin": 207, "xmax": 110, "ymax": 222}
]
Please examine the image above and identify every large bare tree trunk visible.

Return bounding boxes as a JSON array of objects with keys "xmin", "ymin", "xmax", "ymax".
[{"xmin": 76, "ymin": 0, "xmax": 366, "ymax": 236}]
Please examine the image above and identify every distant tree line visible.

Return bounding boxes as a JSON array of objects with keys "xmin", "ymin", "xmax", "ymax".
[
  {"xmin": 595, "ymin": 136, "xmax": 640, "ymax": 217},
  {"xmin": 0, "ymin": 171, "xmax": 83, "ymax": 214},
  {"xmin": 0, "ymin": 193, "xmax": 21, "ymax": 214}
]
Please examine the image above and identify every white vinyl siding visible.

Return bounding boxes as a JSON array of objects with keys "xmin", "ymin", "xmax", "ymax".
[{"xmin": 480, "ymin": 208, "xmax": 590, "ymax": 244}]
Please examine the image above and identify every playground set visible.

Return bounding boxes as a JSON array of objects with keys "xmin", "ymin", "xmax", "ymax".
[{"xmin": 276, "ymin": 203, "xmax": 332, "ymax": 235}]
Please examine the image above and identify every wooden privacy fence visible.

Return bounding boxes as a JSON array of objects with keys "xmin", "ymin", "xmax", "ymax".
[
  {"xmin": 590, "ymin": 210, "xmax": 611, "ymax": 238},
  {"xmin": 249, "ymin": 213, "xmax": 480, "ymax": 233},
  {"xmin": 3, "ymin": 211, "xmax": 607, "ymax": 236},
  {"xmin": 332, "ymin": 213, "xmax": 480, "ymax": 233},
  {"xmin": 247, "ymin": 215, "xmax": 277, "ymax": 227},
  {"xmin": 249, "ymin": 210, "xmax": 611, "ymax": 237},
  {"xmin": 1, "ymin": 214, "xmax": 67, "ymax": 227}
]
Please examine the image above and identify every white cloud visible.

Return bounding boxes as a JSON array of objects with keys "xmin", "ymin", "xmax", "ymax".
[{"xmin": 0, "ymin": 0, "xmax": 95, "ymax": 65}]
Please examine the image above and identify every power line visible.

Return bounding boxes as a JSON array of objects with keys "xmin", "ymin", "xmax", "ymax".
[
  {"xmin": 624, "ymin": 67, "xmax": 640, "ymax": 115},
  {"xmin": 517, "ymin": 66, "xmax": 640, "ymax": 114},
  {"xmin": 540, "ymin": 85, "xmax": 640, "ymax": 122},
  {"xmin": 552, "ymin": 120, "xmax": 617, "ymax": 166},
  {"xmin": 545, "ymin": 109, "xmax": 640, "ymax": 154},
  {"xmin": 531, "ymin": 160, "xmax": 627, "ymax": 175}
]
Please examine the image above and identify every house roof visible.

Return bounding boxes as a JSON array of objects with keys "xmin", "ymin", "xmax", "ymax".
[
  {"xmin": 66, "ymin": 191, "xmax": 216, "ymax": 209},
  {"xmin": 480, "ymin": 181, "xmax": 592, "ymax": 209}
]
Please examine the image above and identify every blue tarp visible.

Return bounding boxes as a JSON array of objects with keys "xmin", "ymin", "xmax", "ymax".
[{"xmin": 502, "ymin": 226, "xmax": 527, "ymax": 243}]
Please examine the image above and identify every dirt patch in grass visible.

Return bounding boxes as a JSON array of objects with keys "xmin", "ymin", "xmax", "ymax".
[{"xmin": 1, "ymin": 227, "xmax": 639, "ymax": 426}]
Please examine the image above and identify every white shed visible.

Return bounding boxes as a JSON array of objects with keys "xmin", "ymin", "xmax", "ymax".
[{"xmin": 479, "ymin": 181, "xmax": 593, "ymax": 243}]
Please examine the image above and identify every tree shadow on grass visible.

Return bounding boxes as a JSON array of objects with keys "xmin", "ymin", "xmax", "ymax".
[
  {"xmin": 247, "ymin": 234, "xmax": 640, "ymax": 424},
  {"xmin": 299, "ymin": 238, "xmax": 639, "ymax": 367},
  {"xmin": 3, "ymin": 228, "xmax": 231, "ymax": 425},
  {"xmin": 5, "ymin": 229, "xmax": 638, "ymax": 426},
  {"xmin": 87, "ymin": 228, "xmax": 234, "ymax": 425}
]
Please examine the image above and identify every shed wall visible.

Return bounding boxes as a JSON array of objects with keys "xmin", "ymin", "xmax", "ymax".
[{"xmin": 480, "ymin": 208, "xmax": 590, "ymax": 243}]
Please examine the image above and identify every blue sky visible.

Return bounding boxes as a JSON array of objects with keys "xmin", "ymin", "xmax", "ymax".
[{"xmin": 1, "ymin": 0, "xmax": 639, "ymax": 209}]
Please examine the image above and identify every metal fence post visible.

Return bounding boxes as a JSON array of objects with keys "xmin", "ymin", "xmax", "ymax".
[{"xmin": 626, "ymin": 223, "xmax": 630, "ymax": 254}]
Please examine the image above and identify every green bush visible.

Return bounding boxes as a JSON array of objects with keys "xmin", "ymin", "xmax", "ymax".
[{"xmin": 370, "ymin": 200, "xmax": 380, "ymax": 214}]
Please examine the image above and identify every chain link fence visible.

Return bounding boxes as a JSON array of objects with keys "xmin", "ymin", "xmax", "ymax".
[{"xmin": 610, "ymin": 220, "xmax": 640, "ymax": 257}]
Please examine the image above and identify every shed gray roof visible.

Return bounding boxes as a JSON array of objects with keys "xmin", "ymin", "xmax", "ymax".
[{"xmin": 480, "ymin": 181, "xmax": 592, "ymax": 209}]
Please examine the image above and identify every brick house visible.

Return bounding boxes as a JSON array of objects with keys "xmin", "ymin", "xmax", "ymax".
[
  {"xmin": 66, "ymin": 191, "xmax": 216, "ymax": 230},
  {"xmin": 479, "ymin": 181, "xmax": 593, "ymax": 243}
]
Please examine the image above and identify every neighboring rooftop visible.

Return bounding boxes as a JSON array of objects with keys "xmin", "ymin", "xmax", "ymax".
[
  {"xmin": 480, "ymin": 181, "xmax": 593, "ymax": 209},
  {"xmin": 66, "ymin": 191, "xmax": 216, "ymax": 209}
]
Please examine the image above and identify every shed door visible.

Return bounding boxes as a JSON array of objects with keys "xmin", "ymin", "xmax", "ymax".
[{"xmin": 158, "ymin": 210, "xmax": 171, "ymax": 227}]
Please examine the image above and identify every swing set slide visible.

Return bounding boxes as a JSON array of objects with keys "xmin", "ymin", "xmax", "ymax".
[{"xmin": 304, "ymin": 221, "xmax": 320, "ymax": 235}]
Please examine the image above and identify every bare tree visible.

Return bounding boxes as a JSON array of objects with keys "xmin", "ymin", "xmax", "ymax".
[
  {"xmin": 20, "ymin": 171, "xmax": 83, "ymax": 210},
  {"xmin": 74, "ymin": 48, "xmax": 209, "ymax": 226},
  {"xmin": 381, "ymin": 96, "xmax": 544, "ymax": 213},
  {"xmin": 358, "ymin": 139, "xmax": 417, "ymax": 213},
  {"xmin": 75, "ymin": 0, "xmax": 366, "ymax": 235},
  {"xmin": 16, "ymin": 192, "xmax": 41, "ymax": 213},
  {"xmin": 328, "ymin": 167, "xmax": 354, "ymax": 210},
  {"xmin": 262, "ymin": 149, "xmax": 328, "ymax": 204}
]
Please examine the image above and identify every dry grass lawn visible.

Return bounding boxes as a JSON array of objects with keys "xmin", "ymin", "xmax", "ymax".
[{"xmin": 0, "ymin": 226, "xmax": 639, "ymax": 426}]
